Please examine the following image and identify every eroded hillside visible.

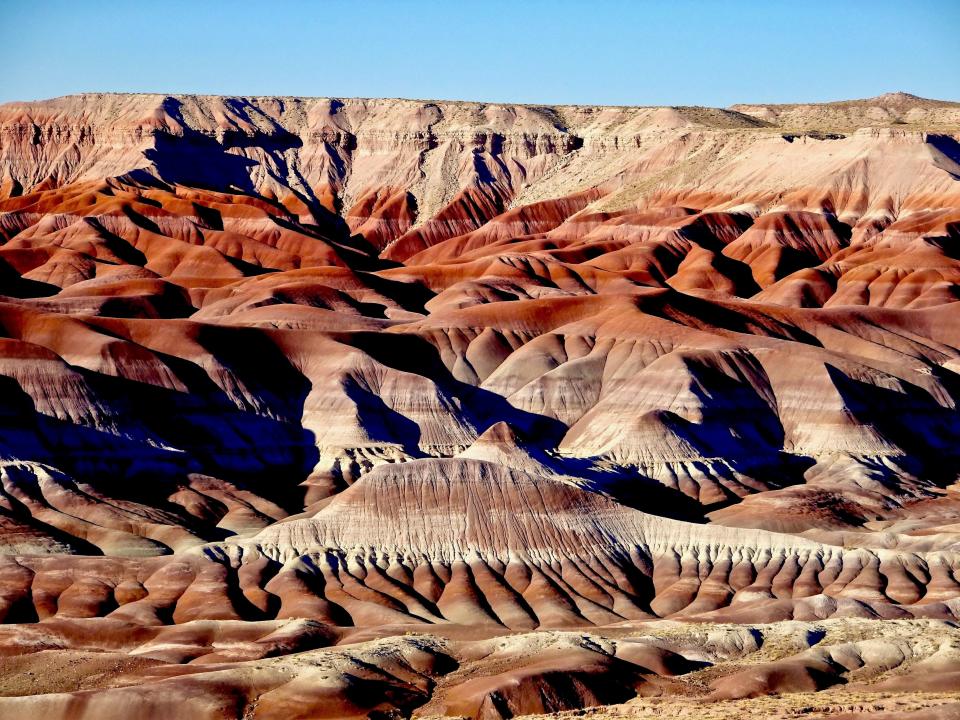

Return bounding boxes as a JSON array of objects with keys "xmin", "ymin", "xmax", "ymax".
[{"xmin": 0, "ymin": 91, "xmax": 958, "ymax": 719}]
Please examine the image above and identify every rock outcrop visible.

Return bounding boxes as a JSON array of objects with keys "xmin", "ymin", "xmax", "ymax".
[{"xmin": 0, "ymin": 91, "xmax": 959, "ymax": 718}]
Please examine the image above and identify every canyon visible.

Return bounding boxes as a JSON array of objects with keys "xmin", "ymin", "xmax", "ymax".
[{"xmin": 0, "ymin": 91, "xmax": 958, "ymax": 718}]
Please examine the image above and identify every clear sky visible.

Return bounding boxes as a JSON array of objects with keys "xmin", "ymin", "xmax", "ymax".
[{"xmin": 2, "ymin": 0, "xmax": 958, "ymax": 107}]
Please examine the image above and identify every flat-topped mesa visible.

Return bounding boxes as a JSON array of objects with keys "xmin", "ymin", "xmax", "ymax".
[
  {"xmin": 2, "ymin": 93, "xmax": 958, "ymax": 262},
  {"xmin": 730, "ymin": 91, "xmax": 960, "ymax": 131}
]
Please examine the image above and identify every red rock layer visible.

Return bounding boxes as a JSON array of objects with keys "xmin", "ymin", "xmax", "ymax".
[{"xmin": 0, "ymin": 91, "xmax": 958, "ymax": 718}]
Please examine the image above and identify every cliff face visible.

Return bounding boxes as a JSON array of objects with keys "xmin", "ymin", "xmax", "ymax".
[
  {"xmin": 1, "ymin": 92, "xmax": 960, "ymax": 719},
  {"xmin": 3, "ymin": 92, "xmax": 958, "ymax": 259}
]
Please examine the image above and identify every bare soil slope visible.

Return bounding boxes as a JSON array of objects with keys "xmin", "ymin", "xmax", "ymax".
[{"xmin": 0, "ymin": 91, "xmax": 958, "ymax": 719}]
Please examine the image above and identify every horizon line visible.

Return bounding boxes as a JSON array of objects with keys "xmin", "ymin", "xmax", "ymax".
[{"xmin": 2, "ymin": 89, "xmax": 958, "ymax": 111}]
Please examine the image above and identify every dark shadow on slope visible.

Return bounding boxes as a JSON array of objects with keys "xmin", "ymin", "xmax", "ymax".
[
  {"xmin": 0, "ymin": 376, "xmax": 200, "ymax": 549},
  {"xmin": 0, "ymin": 259, "xmax": 59, "ymax": 298},
  {"xmin": 144, "ymin": 132, "xmax": 260, "ymax": 195},
  {"xmin": 120, "ymin": 204, "xmax": 165, "ymax": 236},
  {"xmin": 341, "ymin": 675, "xmax": 432, "ymax": 720},
  {"xmin": 83, "ymin": 217, "xmax": 150, "ymax": 266},
  {"xmin": 0, "ymin": 326, "xmax": 321, "ymax": 552},
  {"xmin": 678, "ymin": 212, "xmax": 755, "ymax": 250},
  {"xmin": 538, "ymin": 451, "xmax": 710, "ymax": 523},
  {"xmin": 704, "ymin": 253, "xmax": 763, "ymax": 298},
  {"xmin": 654, "ymin": 290, "xmax": 824, "ymax": 346},
  {"xmin": 269, "ymin": 214, "xmax": 373, "ymax": 264},
  {"xmin": 343, "ymin": 376, "xmax": 425, "ymax": 454},
  {"xmin": 143, "ymin": 97, "xmax": 367, "ymax": 258},
  {"xmin": 191, "ymin": 201, "xmax": 224, "ymax": 231},
  {"xmin": 354, "ymin": 271, "xmax": 436, "ymax": 315},
  {"xmin": 0, "ymin": 503, "xmax": 102, "ymax": 556},
  {"xmin": 924, "ymin": 221, "xmax": 960, "ymax": 260},
  {"xmin": 343, "ymin": 332, "xmax": 800, "ymax": 522},
  {"xmin": 347, "ymin": 331, "xmax": 568, "ymax": 443},
  {"xmin": 97, "ymin": 284, "xmax": 197, "ymax": 319},
  {"xmin": 929, "ymin": 135, "xmax": 960, "ymax": 179},
  {"xmin": 558, "ymin": 348, "xmax": 813, "ymax": 518},
  {"xmin": 827, "ymin": 363, "xmax": 960, "ymax": 476}
]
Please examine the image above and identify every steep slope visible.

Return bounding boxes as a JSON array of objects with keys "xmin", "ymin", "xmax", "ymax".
[{"xmin": 0, "ymin": 91, "xmax": 958, "ymax": 719}]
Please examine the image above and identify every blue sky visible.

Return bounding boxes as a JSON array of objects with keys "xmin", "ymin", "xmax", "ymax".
[{"xmin": 1, "ymin": 0, "xmax": 958, "ymax": 106}]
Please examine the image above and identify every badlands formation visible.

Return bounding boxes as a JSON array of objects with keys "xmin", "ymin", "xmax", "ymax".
[{"xmin": 0, "ymin": 91, "xmax": 957, "ymax": 718}]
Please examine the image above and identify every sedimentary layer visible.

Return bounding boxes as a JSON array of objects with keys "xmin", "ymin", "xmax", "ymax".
[{"xmin": 0, "ymin": 90, "xmax": 958, "ymax": 719}]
